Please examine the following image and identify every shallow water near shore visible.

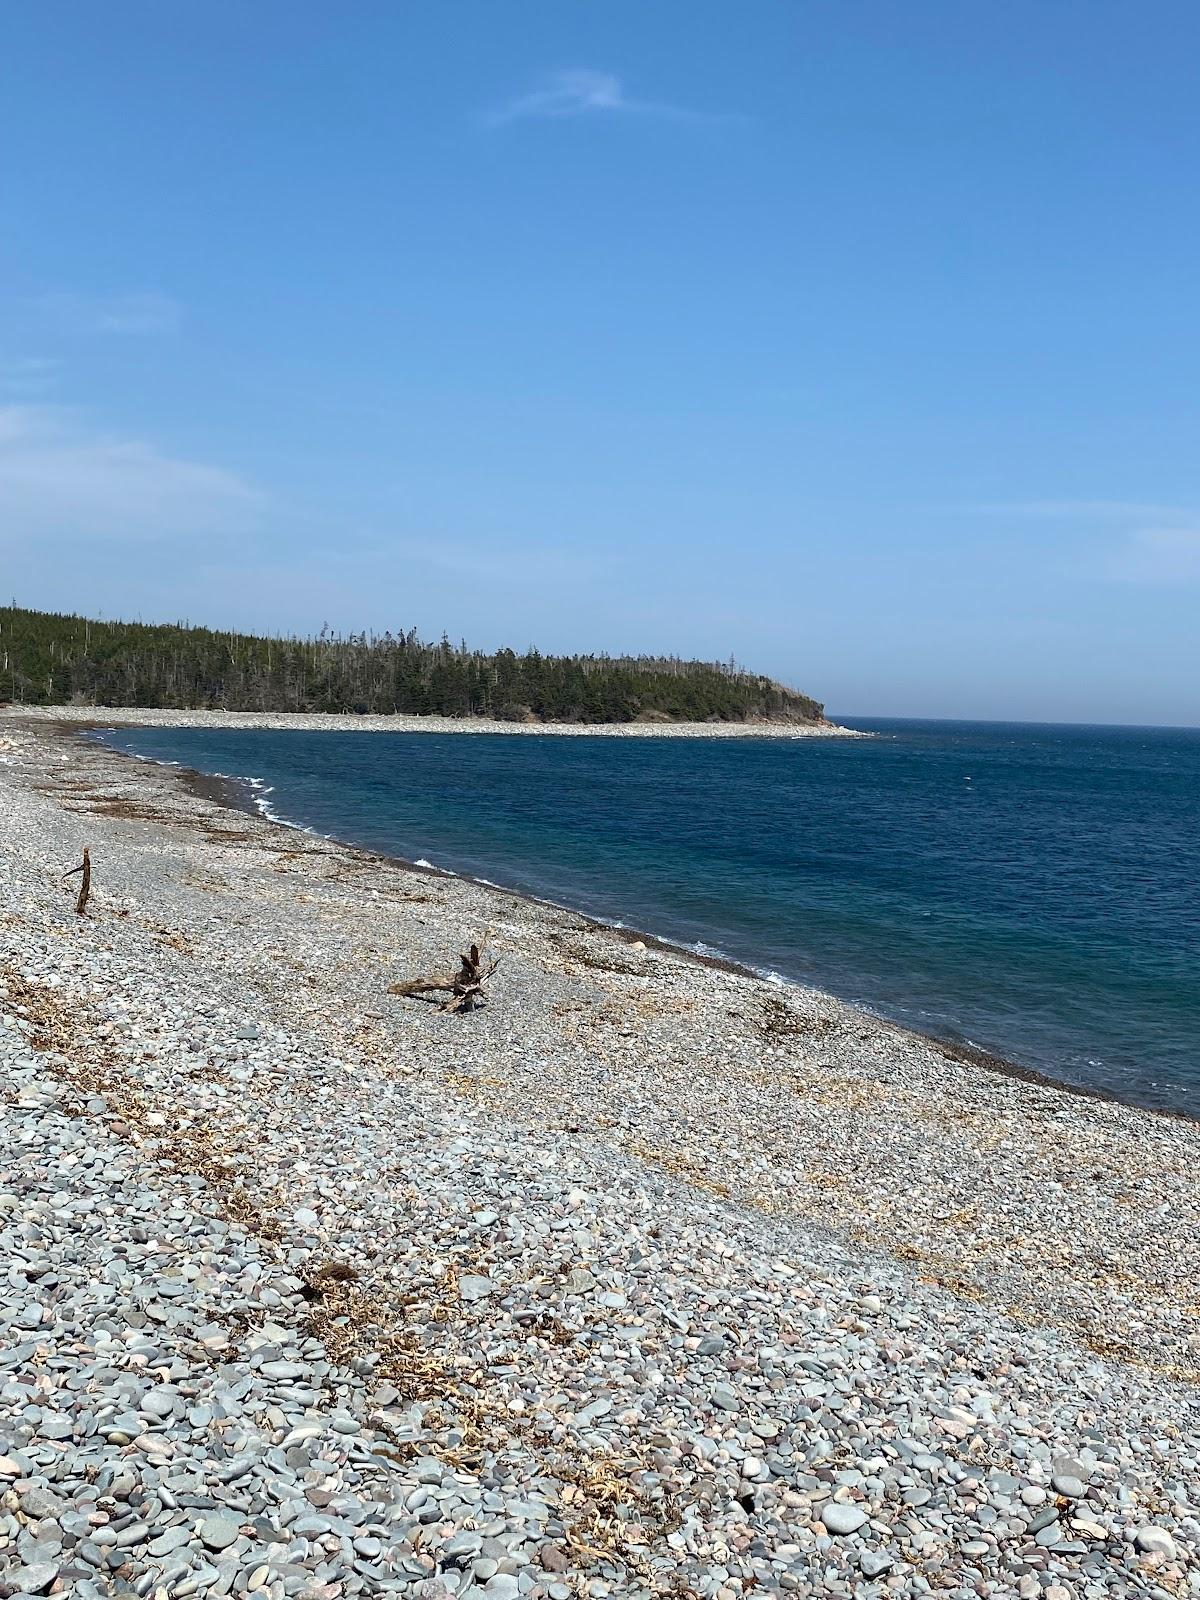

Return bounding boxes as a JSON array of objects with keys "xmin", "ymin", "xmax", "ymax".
[{"xmin": 98, "ymin": 718, "xmax": 1200, "ymax": 1112}]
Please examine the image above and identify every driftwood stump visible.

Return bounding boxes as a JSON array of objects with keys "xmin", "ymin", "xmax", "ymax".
[
  {"xmin": 390, "ymin": 943, "xmax": 499, "ymax": 1013},
  {"xmin": 63, "ymin": 847, "xmax": 92, "ymax": 916}
]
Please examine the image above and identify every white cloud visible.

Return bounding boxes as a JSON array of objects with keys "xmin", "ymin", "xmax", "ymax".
[
  {"xmin": 0, "ymin": 405, "xmax": 265, "ymax": 545},
  {"xmin": 31, "ymin": 290, "xmax": 182, "ymax": 337},
  {"xmin": 489, "ymin": 69, "xmax": 712, "ymax": 126}
]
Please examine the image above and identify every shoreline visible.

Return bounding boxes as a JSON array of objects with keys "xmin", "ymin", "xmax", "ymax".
[
  {"xmin": 90, "ymin": 720, "xmax": 1193, "ymax": 1128},
  {"xmin": 4, "ymin": 704, "xmax": 868, "ymax": 738},
  {"xmin": 1, "ymin": 714, "xmax": 1198, "ymax": 1594}
]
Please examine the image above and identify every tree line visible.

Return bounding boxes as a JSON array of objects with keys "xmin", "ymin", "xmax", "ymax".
[{"xmin": 0, "ymin": 606, "xmax": 825, "ymax": 724}]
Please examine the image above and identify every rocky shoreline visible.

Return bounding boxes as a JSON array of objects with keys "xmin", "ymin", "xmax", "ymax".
[
  {"xmin": 8, "ymin": 707, "xmax": 866, "ymax": 739},
  {"xmin": 0, "ymin": 717, "xmax": 1197, "ymax": 1599}
]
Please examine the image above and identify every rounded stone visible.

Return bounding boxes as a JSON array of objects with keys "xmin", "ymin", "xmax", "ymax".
[
  {"xmin": 199, "ymin": 1513, "xmax": 243, "ymax": 1551},
  {"xmin": 1133, "ymin": 1526, "xmax": 1177, "ymax": 1560},
  {"xmin": 1051, "ymin": 1475, "xmax": 1086, "ymax": 1499},
  {"xmin": 822, "ymin": 1503, "xmax": 869, "ymax": 1536}
]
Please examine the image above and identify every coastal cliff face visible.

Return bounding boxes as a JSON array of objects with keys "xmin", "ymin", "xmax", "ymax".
[{"xmin": 0, "ymin": 718, "xmax": 1196, "ymax": 1597}]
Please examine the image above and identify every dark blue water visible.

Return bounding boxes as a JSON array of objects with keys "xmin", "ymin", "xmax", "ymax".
[{"xmin": 99, "ymin": 721, "xmax": 1200, "ymax": 1113}]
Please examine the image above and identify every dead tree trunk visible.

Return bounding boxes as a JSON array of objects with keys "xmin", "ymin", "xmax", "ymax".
[
  {"xmin": 390, "ymin": 943, "xmax": 499, "ymax": 1013},
  {"xmin": 64, "ymin": 848, "xmax": 92, "ymax": 916}
]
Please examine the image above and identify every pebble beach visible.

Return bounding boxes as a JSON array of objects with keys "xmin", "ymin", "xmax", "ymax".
[
  {"xmin": 1, "ymin": 713, "xmax": 1197, "ymax": 1600},
  {"xmin": 11, "ymin": 708, "xmax": 865, "ymax": 739}
]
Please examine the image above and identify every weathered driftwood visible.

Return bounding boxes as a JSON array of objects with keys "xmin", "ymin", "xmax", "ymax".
[
  {"xmin": 390, "ymin": 943, "xmax": 499, "ymax": 1013},
  {"xmin": 63, "ymin": 847, "xmax": 92, "ymax": 916}
]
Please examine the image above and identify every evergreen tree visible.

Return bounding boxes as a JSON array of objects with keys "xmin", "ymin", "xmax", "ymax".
[{"xmin": 0, "ymin": 606, "xmax": 825, "ymax": 724}]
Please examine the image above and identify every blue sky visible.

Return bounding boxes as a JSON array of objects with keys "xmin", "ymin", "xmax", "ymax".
[{"xmin": 2, "ymin": 2, "xmax": 1198, "ymax": 723}]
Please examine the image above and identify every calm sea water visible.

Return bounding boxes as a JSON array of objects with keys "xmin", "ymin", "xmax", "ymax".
[{"xmin": 99, "ymin": 720, "xmax": 1200, "ymax": 1113}]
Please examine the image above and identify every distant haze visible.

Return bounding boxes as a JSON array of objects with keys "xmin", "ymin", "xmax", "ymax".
[{"xmin": 2, "ymin": 3, "xmax": 1197, "ymax": 726}]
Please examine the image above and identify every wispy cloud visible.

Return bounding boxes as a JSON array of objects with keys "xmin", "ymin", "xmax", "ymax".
[
  {"xmin": 0, "ymin": 357, "xmax": 63, "ymax": 397},
  {"xmin": 488, "ymin": 69, "xmax": 718, "ymax": 127},
  {"xmin": 965, "ymin": 499, "xmax": 1191, "ymax": 521},
  {"xmin": 1106, "ymin": 527, "xmax": 1200, "ymax": 584},
  {"xmin": 966, "ymin": 498, "xmax": 1200, "ymax": 584},
  {"xmin": 31, "ymin": 290, "xmax": 183, "ymax": 337},
  {"xmin": 95, "ymin": 292, "xmax": 182, "ymax": 335},
  {"xmin": 0, "ymin": 404, "xmax": 264, "ymax": 546},
  {"xmin": 385, "ymin": 531, "xmax": 611, "ymax": 589}
]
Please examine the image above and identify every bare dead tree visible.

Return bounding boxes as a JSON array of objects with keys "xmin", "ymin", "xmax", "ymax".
[
  {"xmin": 390, "ymin": 942, "xmax": 499, "ymax": 1013},
  {"xmin": 63, "ymin": 847, "xmax": 92, "ymax": 916}
]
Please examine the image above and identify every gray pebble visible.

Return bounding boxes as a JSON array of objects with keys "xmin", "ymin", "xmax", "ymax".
[
  {"xmin": 1133, "ymin": 1526, "xmax": 1177, "ymax": 1560},
  {"xmin": 859, "ymin": 1550, "xmax": 894, "ymax": 1578},
  {"xmin": 823, "ymin": 1503, "xmax": 869, "ymax": 1535},
  {"xmin": 199, "ymin": 1514, "xmax": 243, "ymax": 1551}
]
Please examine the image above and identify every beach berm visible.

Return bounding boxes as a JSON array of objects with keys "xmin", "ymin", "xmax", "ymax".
[
  {"xmin": 0, "ymin": 711, "xmax": 1197, "ymax": 1599},
  {"xmin": 9, "ymin": 705, "xmax": 866, "ymax": 737}
]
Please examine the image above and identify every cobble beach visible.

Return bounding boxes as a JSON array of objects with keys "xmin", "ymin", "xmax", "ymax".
[
  {"xmin": 1, "ymin": 713, "xmax": 1197, "ymax": 1600},
  {"xmin": 9, "ymin": 707, "xmax": 865, "ymax": 738}
]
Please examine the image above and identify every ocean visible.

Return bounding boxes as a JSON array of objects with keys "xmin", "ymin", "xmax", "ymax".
[{"xmin": 97, "ymin": 719, "xmax": 1200, "ymax": 1114}]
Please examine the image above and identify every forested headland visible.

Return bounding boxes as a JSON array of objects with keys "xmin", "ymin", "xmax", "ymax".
[{"xmin": 0, "ymin": 607, "xmax": 825, "ymax": 724}]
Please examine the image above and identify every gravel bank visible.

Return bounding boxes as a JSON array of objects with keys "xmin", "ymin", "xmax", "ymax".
[
  {"xmin": 0, "ymin": 719, "xmax": 1197, "ymax": 1600},
  {"xmin": 10, "ymin": 707, "xmax": 865, "ymax": 739}
]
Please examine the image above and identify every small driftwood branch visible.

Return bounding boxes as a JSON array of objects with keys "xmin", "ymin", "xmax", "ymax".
[
  {"xmin": 63, "ymin": 847, "xmax": 92, "ymax": 916},
  {"xmin": 390, "ymin": 941, "xmax": 499, "ymax": 1013}
]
